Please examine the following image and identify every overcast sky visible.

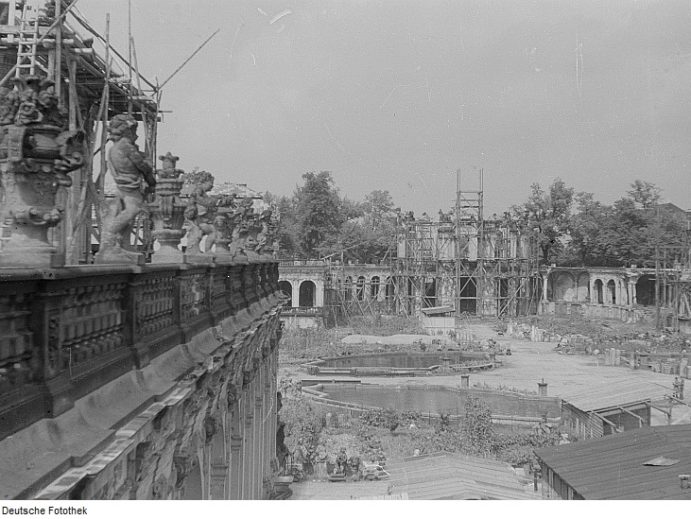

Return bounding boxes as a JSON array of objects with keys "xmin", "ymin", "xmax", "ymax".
[{"xmin": 79, "ymin": 0, "xmax": 691, "ymax": 215}]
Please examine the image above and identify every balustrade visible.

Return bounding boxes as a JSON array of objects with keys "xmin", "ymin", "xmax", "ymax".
[{"xmin": 0, "ymin": 259, "xmax": 280, "ymax": 440}]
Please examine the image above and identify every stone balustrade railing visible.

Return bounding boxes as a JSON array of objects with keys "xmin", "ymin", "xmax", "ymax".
[{"xmin": 0, "ymin": 259, "xmax": 280, "ymax": 441}]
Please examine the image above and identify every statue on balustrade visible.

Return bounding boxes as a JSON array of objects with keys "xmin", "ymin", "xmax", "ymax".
[
  {"xmin": 183, "ymin": 170, "xmax": 237, "ymax": 256},
  {"xmin": 255, "ymin": 209, "xmax": 273, "ymax": 257},
  {"xmin": 95, "ymin": 114, "xmax": 156, "ymax": 264}
]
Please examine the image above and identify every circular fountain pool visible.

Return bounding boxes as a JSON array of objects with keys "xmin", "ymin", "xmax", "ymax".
[{"xmin": 302, "ymin": 350, "xmax": 495, "ymax": 377}]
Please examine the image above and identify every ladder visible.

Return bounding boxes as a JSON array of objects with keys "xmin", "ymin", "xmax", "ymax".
[{"xmin": 15, "ymin": 1, "xmax": 50, "ymax": 78}]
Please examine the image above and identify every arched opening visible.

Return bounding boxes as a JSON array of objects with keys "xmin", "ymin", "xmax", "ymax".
[
  {"xmin": 278, "ymin": 281, "xmax": 293, "ymax": 305},
  {"xmin": 576, "ymin": 273, "xmax": 590, "ymax": 302},
  {"xmin": 356, "ymin": 276, "xmax": 366, "ymax": 301},
  {"xmin": 299, "ymin": 280, "xmax": 316, "ymax": 307},
  {"xmin": 594, "ymin": 279, "xmax": 604, "ymax": 304},
  {"xmin": 385, "ymin": 277, "xmax": 395, "ymax": 311},
  {"xmin": 636, "ymin": 275, "xmax": 656, "ymax": 306},
  {"xmin": 344, "ymin": 277, "xmax": 352, "ymax": 301},
  {"xmin": 607, "ymin": 280, "xmax": 616, "ymax": 304},
  {"xmin": 423, "ymin": 278, "xmax": 436, "ymax": 308},
  {"xmin": 371, "ymin": 276, "xmax": 380, "ymax": 299},
  {"xmin": 458, "ymin": 276, "xmax": 477, "ymax": 314},
  {"xmin": 552, "ymin": 272, "xmax": 576, "ymax": 302}
]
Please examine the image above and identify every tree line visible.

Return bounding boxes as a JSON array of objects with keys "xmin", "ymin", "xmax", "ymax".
[{"xmin": 267, "ymin": 171, "xmax": 688, "ymax": 267}]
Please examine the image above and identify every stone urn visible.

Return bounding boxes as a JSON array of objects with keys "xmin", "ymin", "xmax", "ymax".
[
  {"xmin": 150, "ymin": 153, "xmax": 186, "ymax": 263},
  {"xmin": 0, "ymin": 124, "xmax": 83, "ymax": 267}
]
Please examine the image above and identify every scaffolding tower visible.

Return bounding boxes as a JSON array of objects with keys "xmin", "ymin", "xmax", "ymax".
[
  {"xmin": 391, "ymin": 169, "xmax": 541, "ymax": 319},
  {"xmin": 655, "ymin": 243, "xmax": 691, "ymax": 331}
]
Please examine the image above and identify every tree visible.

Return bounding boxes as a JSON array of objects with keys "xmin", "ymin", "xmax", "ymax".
[
  {"xmin": 562, "ymin": 192, "xmax": 613, "ymax": 266},
  {"xmin": 627, "ymin": 180, "xmax": 661, "ymax": 209},
  {"xmin": 294, "ymin": 171, "xmax": 344, "ymax": 257},
  {"xmin": 512, "ymin": 179, "xmax": 574, "ymax": 263}
]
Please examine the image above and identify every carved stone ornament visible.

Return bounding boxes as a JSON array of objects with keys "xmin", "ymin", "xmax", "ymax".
[
  {"xmin": 0, "ymin": 76, "xmax": 84, "ymax": 267},
  {"xmin": 149, "ymin": 152, "xmax": 186, "ymax": 263}
]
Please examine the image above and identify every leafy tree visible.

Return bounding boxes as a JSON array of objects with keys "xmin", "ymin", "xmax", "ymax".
[
  {"xmin": 562, "ymin": 192, "xmax": 614, "ymax": 266},
  {"xmin": 512, "ymin": 179, "xmax": 574, "ymax": 263},
  {"xmin": 295, "ymin": 171, "xmax": 344, "ymax": 257},
  {"xmin": 627, "ymin": 180, "xmax": 661, "ymax": 209}
]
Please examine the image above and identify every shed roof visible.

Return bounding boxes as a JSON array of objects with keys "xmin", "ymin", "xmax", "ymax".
[
  {"xmin": 535, "ymin": 424, "xmax": 691, "ymax": 499},
  {"xmin": 560, "ymin": 378, "xmax": 669, "ymax": 412},
  {"xmin": 384, "ymin": 453, "xmax": 534, "ymax": 500}
]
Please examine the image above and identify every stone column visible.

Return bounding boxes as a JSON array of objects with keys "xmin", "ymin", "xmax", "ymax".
[
  {"xmin": 242, "ymin": 379, "xmax": 255, "ymax": 499},
  {"xmin": 209, "ymin": 414, "xmax": 229, "ymax": 500},
  {"xmin": 232, "ymin": 396, "xmax": 246, "ymax": 500},
  {"xmin": 292, "ymin": 281, "xmax": 300, "ymax": 308},
  {"xmin": 229, "ymin": 432, "xmax": 243, "ymax": 500},
  {"xmin": 255, "ymin": 381, "xmax": 264, "ymax": 499},
  {"xmin": 629, "ymin": 280, "xmax": 637, "ymax": 306}
]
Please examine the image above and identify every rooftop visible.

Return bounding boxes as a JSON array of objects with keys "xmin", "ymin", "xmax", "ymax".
[
  {"xmin": 560, "ymin": 378, "xmax": 669, "ymax": 412},
  {"xmin": 535, "ymin": 424, "xmax": 691, "ymax": 499},
  {"xmin": 384, "ymin": 452, "xmax": 535, "ymax": 500}
]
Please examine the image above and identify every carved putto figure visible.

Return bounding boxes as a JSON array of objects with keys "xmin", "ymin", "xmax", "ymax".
[
  {"xmin": 95, "ymin": 114, "xmax": 156, "ymax": 264},
  {"xmin": 183, "ymin": 171, "xmax": 237, "ymax": 256}
]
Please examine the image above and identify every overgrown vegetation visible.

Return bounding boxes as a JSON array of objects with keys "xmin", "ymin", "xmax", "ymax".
[{"xmin": 278, "ymin": 396, "xmax": 326, "ymax": 456}]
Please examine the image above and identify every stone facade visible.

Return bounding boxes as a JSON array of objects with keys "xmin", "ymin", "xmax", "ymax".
[{"xmin": 0, "ymin": 260, "xmax": 283, "ymax": 500}]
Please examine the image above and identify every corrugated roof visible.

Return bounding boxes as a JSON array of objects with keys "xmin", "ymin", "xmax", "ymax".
[
  {"xmin": 535, "ymin": 424, "xmax": 691, "ymax": 499},
  {"xmin": 384, "ymin": 453, "xmax": 535, "ymax": 500},
  {"xmin": 560, "ymin": 378, "xmax": 669, "ymax": 412}
]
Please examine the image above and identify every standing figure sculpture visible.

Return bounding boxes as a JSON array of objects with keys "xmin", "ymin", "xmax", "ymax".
[{"xmin": 96, "ymin": 115, "xmax": 156, "ymax": 264}]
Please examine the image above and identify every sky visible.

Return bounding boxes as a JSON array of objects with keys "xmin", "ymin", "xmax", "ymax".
[{"xmin": 78, "ymin": 0, "xmax": 691, "ymax": 215}]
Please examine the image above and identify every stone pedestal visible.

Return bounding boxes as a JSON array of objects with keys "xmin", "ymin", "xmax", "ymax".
[
  {"xmin": 0, "ymin": 132, "xmax": 78, "ymax": 267},
  {"xmin": 151, "ymin": 167, "xmax": 186, "ymax": 264},
  {"xmin": 537, "ymin": 380, "xmax": 548, "ymax": 396}
]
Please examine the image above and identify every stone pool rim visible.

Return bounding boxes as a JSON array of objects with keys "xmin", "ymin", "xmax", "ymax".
[
  {"xmin": 300, "ymin": 381, "xmax": 562, "ymax": 427},
  {"xmin": 301, "ymin": 350, "xmax": 496, "ymax": 377}
]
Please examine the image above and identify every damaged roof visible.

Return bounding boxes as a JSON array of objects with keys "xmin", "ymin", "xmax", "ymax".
[{"xmin": 535, "ymin": 424, "xmax": 691, "ymax": 499}]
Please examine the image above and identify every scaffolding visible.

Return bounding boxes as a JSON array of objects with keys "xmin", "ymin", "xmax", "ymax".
[
  {"xmin": 0, "ymin": 0, "xmax": 160, "ymax": 264},
  {"xmin": 391, "ymin": 169, "xmax": 541, "ymax": 319},
  {"xmin": 320, "ymin": 170, "xmax": 542, "ymax": 324},
  {"xmin": 655, "ymin": 243, "xmax": 691, "ymax": 331}
]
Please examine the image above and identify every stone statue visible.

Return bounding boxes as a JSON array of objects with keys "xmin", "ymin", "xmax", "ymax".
[
  {"xmin": 183, "ymin": 171, "xmax": 237, "ymax": 257},
  {"xmin": 255, "ymin": 209, "xmax": 272, "ymax": 256},
  {"xmin": 95, "ymin": 114, "xmax": 155, "ymax": 264}
]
